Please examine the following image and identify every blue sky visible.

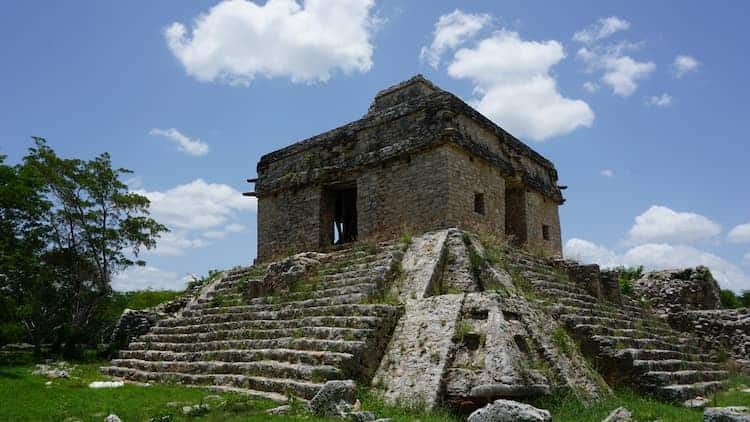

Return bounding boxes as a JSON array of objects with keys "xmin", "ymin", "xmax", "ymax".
[{"xmin": 2, "ymin": 1, "xmax": 749, "ymax": 291}]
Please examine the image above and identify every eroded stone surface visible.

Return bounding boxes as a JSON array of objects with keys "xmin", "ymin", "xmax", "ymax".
[
  {"xmin": 601, "ymin": 407, "xmax": 632, "ymax": 422},
  {"xmin": 704, "ymin": 406, "xmax": 750, "ymax": 421},
  {"xmin": 373, "ymin": 294, "xmax": 464, "ymax": 409},
  {"xmin": 467, "ymin": 399, "xmax": 551, "ymax": 422}
]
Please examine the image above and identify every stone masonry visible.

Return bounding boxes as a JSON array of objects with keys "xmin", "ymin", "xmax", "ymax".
[{"xmin": 250, "ymin": 75, "xmax": 564, "ymax": 261}]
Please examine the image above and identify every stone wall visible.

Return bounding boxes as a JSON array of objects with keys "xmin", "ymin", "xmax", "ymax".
[
  {"xmin": 254, "ymin": 75, "xmax": 565, "ymax": 261},
  {"xmin": 667, "ymin": 309, "xmax": 750, "ymax": 364},
  {"xmin": 632, "ymin": 267, "xmax": 721, "ymax": 316}
]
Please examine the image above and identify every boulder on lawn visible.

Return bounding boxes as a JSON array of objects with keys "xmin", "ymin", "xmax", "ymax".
[
  {"xmin": 704, "ymin": 407, "xmax": 750, "ymax": 422},
  {"xmin": 309, "ymin": 380, "xmax": 357, "ymax": 417},
  {"xmin": 467, "ymin": 399, "xmax": 551, "ymax": 422}
]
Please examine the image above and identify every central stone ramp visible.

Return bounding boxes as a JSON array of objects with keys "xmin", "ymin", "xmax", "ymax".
[
  {"xmin": 102, "ymin": 242, "xmax": 404, "ymax": 401},
  {"xmin": 505, "ymin": 249, "xmax": 731, "ymax": 402}
]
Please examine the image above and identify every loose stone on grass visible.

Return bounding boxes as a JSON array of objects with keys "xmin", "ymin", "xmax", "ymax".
[{"xmin": 467, "ymin": 399, "xmax": 551, "ymax": 422}]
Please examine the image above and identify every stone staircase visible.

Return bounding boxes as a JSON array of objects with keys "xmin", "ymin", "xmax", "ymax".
[
  {"xmin": 102, "ymin": 242, "xmax": 404, "ymax": 402},
  {"xmin": 506, "ymin": 250, "xmax": 731, "ymax": 402}
]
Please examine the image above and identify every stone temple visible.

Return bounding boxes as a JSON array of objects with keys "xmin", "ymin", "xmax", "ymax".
[
  {"xmin": 248, "ymin": 75, "xmax": 564, "ymax": 262},
  {"xmin": 104, "ymin": 76, "xmax": 748, "ymax": 418}
]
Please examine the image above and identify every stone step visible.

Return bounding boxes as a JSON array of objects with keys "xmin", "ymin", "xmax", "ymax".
[
  {"xmin": 129, "ymin": 337, "xmax": 367, "ymax": 355},
  {"xmin": 141, "ymin": 326, "xmax": 374, "ymax": 344},
  {"xmin": 633, "ymin": 359, "xmax": 723, "ymax": 372},
  {"xmin": 157, "ymin": 304, "xmax": 398, "ymax": 328},
  {"xmin": 111, "ymin": 358, "xmax": 343, "ymax": 381},
  {"xmin": 592, "ymin": 335, "xmax": 700, "ymax": 354},
  {"xmin": 562, "ymin": 315, "xmax": 675, "ymax": 335},
  {"xmin": 101, "ymin": 366, "xmax": 323, "ymax": 400},
  {"xmin": 188, "ymin": 292, "xmax": 372, "ymax": 317},
  {"xmin": 321, "ymin": 266, "xmax": 391, "ymax": 283},
  {"xmin": 658, "ymin": 381, "xmax": 726, "ymax": 402},
  {"xmin": 522, "ymin": 270, "xmax": 559, "ymax": 283},
  {"xmin": 118, "ymin": 348, "xmax": 355, "ymax": 368},
  {"xmin": 574, "ymin": 324, "xmax": 694, "ymax": 344},
  {"xmin": 317, "ymin": 253, "xmax": 399, "ymax": 275},
  {"xmin": 555, "ymin": 304, "xmax": 628, "ymax": 319},
  {"xmin": 531, "ymin": 280, "xmax": 590, "ymax": 296},
  {"xmin": 151, "ymin": 315, "xmax": 383, "ymax": 335},
  {"xmin": 614, "ymin": 348, "xmax": 715, "ymax": 363},
  {"xmin": 642, "ymin": 370, "xmax": 729, "ymax": 386},
  {"xmin": 200, "ymin": 283, "xmax": 377, "ymax": 308},
  {"xmin": 537, "ymin": 288, "xmax": 598, "ymax": 303}
]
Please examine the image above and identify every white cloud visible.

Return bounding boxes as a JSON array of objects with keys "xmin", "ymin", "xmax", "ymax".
[
  {"xmin": 729, "ymin": 223, "xmax": 750, "ymax": 243},
  {"xmin": 582, "ymin": 81, "xmax": 599, "ymax": 93},
  {"xmin": 420, "ymin": 9, "xmax": 490, "ymax": 68},
  {"xmin": 573, "ymin": 16, "xmax": 630, "ymax": 44},
  {"xmin": 628, "ymin": 205, "xmax": 721, "ymax": 244},
  {"xmin": 646, "ymin": 93, "xmax": 673, "ymax": 107},
  {"xmin": 136, "ymin": 179, "xmax": 255, "ymax": 255},
  {"xmin": 674, "ymin": 54, "xmax": 700, "ymax": 77},
  {"xmin": 578, "ymin": 42, "xmax": 655, "ymax": 97},
  {"xmin": 150, "ymin": 231, "xmax": 209, "ymax": 256},
  {"xmin": 204, "ymin": 223, "xmax": 248, "ymax": 239},
  {"xmin": 600, "ymin": 169, "xmax": 614, "ymax": 177},
  {"xmin": 564, "ymin": 238, "xmax": 621, "ymax": 268},
  {"xmin": 565, "ymin": 239, "xmax": 750, "ymax": 292},
  {"xmin": 600, "ymin": 55, "xmax": 656, "ymax": 97},
  {"xmin": 112, "ymin": 265, "xmax": 191, "ymax": 291},
  {"xmin": 149, "ymin": 128, "xmax": 209, "ymax": 156},
  {"xmin": 137, "ymin": 179, "xmax": 256, "ymax": 231},
  {"xmin": 165, "ymin": 0, "xmax": 378, "ymax": 86},
  {"xmin": 447, "ymin": 29, "xmax": 594, "ymax": 141}
]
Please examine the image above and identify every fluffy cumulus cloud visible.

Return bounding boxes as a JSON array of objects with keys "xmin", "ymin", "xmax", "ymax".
[
  {"xmin": 565, "ymin": 239, "xmax": 750, "ymax": 292},
  {"xmin": 447, "ymin": 30, "xmax": 594, "ymax": 141},
  {"xmin": 628, "ymin": 205, "xmax": 721, "ymax": 244},
  {"xmin": 112, "ymin": 265, "xmax": 192, "ymax": 291},
  {"xmin": 419, "ymin": 9, "xmax": 490, "ymax": 68},
  {"xmin": 136, "ymin": 179, "xmax": 255, "ymax": 255},
  {"xmin": 149, "ymin": 128, "xmax": 209, "ymax": 156},
  {"xmin": 165, "ymin": 0, "xmax": 378, "ymax": 86},
  {"xmin": 582, "ymin": 81, "xmax": 599, "ymax": 93},
  {"xmin": 578, "ymin": 46, "xmax": 656, "ymax": 97},
  {"xmin": 729, "ymin": 223, "xmax": 750, "ymax": 243},
  {"xmin": 572, "ymin": 16, "xmax": 630, "ymax": 44},
  {"xmin": 646, "ymin": 93, "xmax": 673, "ymax": 107},
  {"xmin": 137, "ymin": 179, "xmax": 255, "ymax": 230},
  {"xmin": 673, "ymin": 54, "xmax": 701, "ymax": 77},
  {"xmin": 574, "ymin": 17, "xmax": 655, "ymax": 98}
]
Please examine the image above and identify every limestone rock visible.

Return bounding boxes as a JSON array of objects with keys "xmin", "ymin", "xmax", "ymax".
[
  {"xmin": 632, "ymin": 266, "xmax": 721, "ymax": 314},
  {"xmin": 181, "ymin": 404, "xmax": 210, "ymax": 416},
  {"xmin": 684, "ymin": 397, "xmax": 710, "ymax": 408},
  {"xmin": 602, "ymin": 407, "xmax": 632, "ymax": 422},
  {"xmin": 347, "ymin": 411, "xmax": 376, "ymax": 421},
  {"xmin": 467, "ymin": 399, "xmax": 551, "ymax": 422},
  {"xmin": 265, "ymin": 405, "xmax": 291, "ymax": 415},
  {"xmin": 104, "ymin": 415, "xmax": 122, "ymax": 422},
  {"xmin": 256, "ymin": 253, "xmax": 321, "ymax": 296},
  {"xmin": 704, "ymin": 407, "xmax": 750, "ymax": 421},
  {"xmin": 309, "ymin": 380, "xmax": 356, "ymax": 417}
]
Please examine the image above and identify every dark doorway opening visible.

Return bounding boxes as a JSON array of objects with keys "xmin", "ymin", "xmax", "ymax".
[
  {"xmin": 504, "ymin": 186, "xmax": 527, "ymax": 246},
  {"xmin": 330, "ymin": 187, "xmax": 357, "ymax": 245}
]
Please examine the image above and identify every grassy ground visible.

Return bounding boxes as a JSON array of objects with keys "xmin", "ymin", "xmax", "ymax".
[
  {"xmin": 534, "ymin": 375, "xmax": 750, "ymax": 422},
  {"xmin": 1, "ymin": 358, "xmax": 748, "ymax": 421}
]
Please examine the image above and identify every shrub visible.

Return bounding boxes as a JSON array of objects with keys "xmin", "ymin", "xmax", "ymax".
[{"xmin": 721, "ymin": 289, "xmax": 741, "ymax": 309}]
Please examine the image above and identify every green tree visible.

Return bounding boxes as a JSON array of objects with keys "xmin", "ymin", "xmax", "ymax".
[
  {"xmin": 1, "ymin": 138, "xmax": 168, "ymax": 355},
  {"xmin": 720, "ymin": 289, "xmax": 740, "ymax": 309}
]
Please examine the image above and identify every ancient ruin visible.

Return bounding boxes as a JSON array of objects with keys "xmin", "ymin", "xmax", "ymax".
[
  {"xmin": 104, "ymin": 76, "xmax": 748, "ymax": 417},
  {"xmin": 247, "ymin": 75, "xmax": 564, "ymax": 262}
]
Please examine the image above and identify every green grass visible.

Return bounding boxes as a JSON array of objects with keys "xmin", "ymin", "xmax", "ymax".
[
  {"xmin": 2, "ymin": 360, "xmax": 749, "ymax": 421},
  {"xmin": 533, "ymin": 375, "xmax": 750, "ymax": 422},
  {"xmin": 0, "ymin": 361, "xmax": 332, "ymax": 422}
]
